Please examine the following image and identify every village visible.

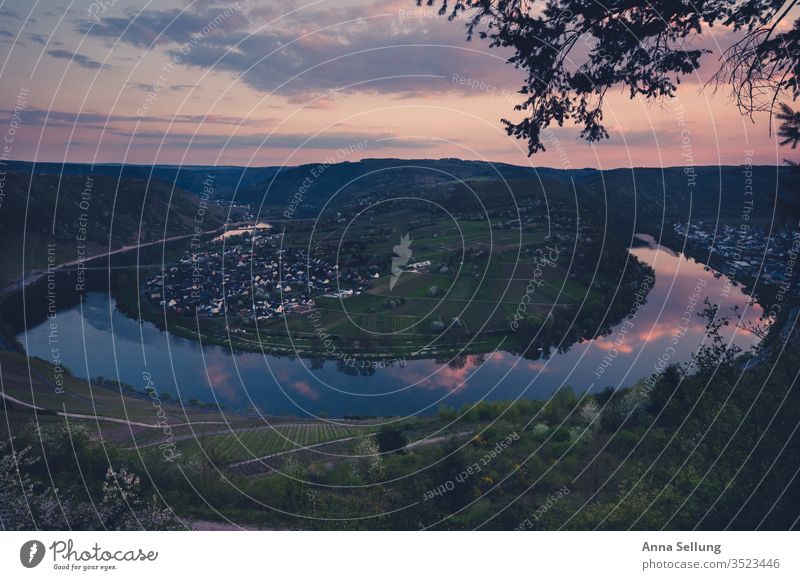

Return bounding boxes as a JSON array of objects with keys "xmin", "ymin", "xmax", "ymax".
[
  {"xmin": 143, "ymin": 225, "xmax": 425, "ymax": 322},
  {"xmin": 673, "ymin": 221, "xmax": 800, "ymax": 294}
]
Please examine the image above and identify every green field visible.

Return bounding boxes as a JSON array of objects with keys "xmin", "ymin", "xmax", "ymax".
[
  {"xmin": 264, "ymin": 215, "xmax": 581, "ymax": 338},
  {"xmin": 175, "ymin": 423, "xmax": 374, "ymax": 464}
]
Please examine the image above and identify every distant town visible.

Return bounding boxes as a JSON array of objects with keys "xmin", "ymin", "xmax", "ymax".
[
  {"xmin": 144, "ymin": 225, "xmax": 389, "ymax": 321},
  {"xmin": 674, "ymin": 221, "xmax": 800, "ymax": 295}
]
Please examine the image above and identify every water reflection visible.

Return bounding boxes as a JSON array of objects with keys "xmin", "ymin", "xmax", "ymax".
[{"xmin": 18, "ymin": 237, "xmax": 761, "ymax": 418}]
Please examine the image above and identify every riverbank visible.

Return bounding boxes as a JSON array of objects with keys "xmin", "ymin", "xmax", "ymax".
[
  {"xmin": 109, "ymin": 257, "xmax": 652, "ymax": 364},
  {"xmin": 0, "ymin": 222, "xmax": 259, "ymax": 353},
  {"xmin": 12, "ymin": 237, "xmax": 764, "ymax": 418}
]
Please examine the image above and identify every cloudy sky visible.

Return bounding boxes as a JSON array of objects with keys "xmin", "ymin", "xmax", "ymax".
[{"xmin": 0, "ymin": 0, "xmax": 788, "ymax": 168}]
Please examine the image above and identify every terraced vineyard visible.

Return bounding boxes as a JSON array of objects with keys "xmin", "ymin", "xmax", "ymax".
[{"xmin": 175, "ymin": 423, "xmax": 374, "ymax": 464}]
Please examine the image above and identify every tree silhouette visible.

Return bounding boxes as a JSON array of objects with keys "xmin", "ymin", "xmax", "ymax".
[
  {"xmin": 422, "ymin": 0, "xmax": 799, "ymax": 158},
  {"xmin": 777, "ymin": 103, "xmax": 800, "ymax": 154}
]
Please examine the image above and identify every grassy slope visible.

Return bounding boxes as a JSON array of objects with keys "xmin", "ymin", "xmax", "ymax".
[
  {"xmin": 0, "ymin": 350, "xmax": 381, "ymax": 461},
  {"xmin": 0, "ymin": 171, "xmax": 223, "ymax": 288}
]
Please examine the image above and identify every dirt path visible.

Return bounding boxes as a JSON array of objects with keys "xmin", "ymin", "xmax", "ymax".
[
  {"xmin": 0, "ymin": 389, "xmax": 227, "ymax": 429},
  {"xmin": 127, "ymin": 422, "xmax": 367, "ymax": 450},
  {"xmin": 229, "ymin": 430, "xmax": 474, "ymax": 471}
]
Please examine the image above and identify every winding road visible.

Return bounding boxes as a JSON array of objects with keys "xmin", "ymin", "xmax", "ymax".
[
  {"xmin": 0, "ymin": 389, "xmax": 227, "ymax": 429},
  {"xmin": 0, "ymin": 222, "xmax": 248, "ymax": 299}
]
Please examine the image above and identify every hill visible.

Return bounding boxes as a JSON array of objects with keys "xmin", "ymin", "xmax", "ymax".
[
  {"xmin": 0, "ymin": 171, "xmax": 224, "ymax": 289},
  {"xmin": 1, "ymin": 161, "xmax": 281, "ymax": 199},
  {"xmin": 228, "ymin": 159, "xmax": 797, "ymax": 229},
  {"xmin": 7, "ymin": 159, "xmax": 795, "ymax": 224}
]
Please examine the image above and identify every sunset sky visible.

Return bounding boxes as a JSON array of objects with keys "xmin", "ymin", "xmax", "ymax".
[{"xmin": 0, "ymin": 0, "xmax": 788, "ymax": 169}]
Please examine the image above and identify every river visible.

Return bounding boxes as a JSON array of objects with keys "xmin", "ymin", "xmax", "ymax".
[{"xmin": 14, "ymin": 235, "xmax": 762, "ymax": 418}]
